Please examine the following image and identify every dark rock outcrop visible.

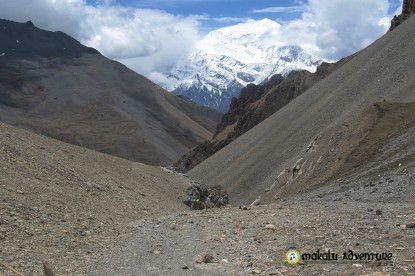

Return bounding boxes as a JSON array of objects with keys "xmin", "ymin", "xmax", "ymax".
[
  {"xmin": 389, "ymin": 0, "xmax": 415, "ymax": 31},
  {"xmin": 184, "ymin": 183, "xmax": 229, "ymax": 210}
]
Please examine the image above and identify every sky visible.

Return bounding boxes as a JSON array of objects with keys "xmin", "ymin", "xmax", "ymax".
[{"xmin": 0, "ymin": 0, "xmax": 403, "ymax": 79}]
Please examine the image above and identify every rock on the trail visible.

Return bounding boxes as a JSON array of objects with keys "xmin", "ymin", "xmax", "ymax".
[
  {"xmin": 265, "ymin": 224, "xmax": 276, "ymax": 230},
  {"xmin": 252, "ymin": 268, "xmax": 261, "ymax": 274},
  {"xmin": 43, "ymin": 261, "xmax": 55, "ymax": 276},
  {"xmin": 196, "ymin": 253, "xmax": 215, "ymax": 263},
  {"xmin": 220, "ymin": 258, "xmax": 229, "ymax": 263},
  {"xmin": 184, "ymin": 183, "xmax": 229, "ymax": 210},
  {"xmin": 406, "ymin": 222, "xmax": 415, "ymax": 228},
  {"xmin": 267, "ymin": 269, "xmax": 283, "ymax": 276}
]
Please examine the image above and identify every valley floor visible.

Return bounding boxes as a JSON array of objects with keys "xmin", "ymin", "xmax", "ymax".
[
  {"xmin": 87, "ymin": 170, "xmax": 415, "ymax": 276},
  {"xmin": 1, "ymin": 117, "xmax": 414, "ymax": 276}
]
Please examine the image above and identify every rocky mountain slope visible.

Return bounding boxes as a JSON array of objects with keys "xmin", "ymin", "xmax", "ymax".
[
  {"xmin": 175, "ymin": 57, "xmax": 353, "ymax": 172},
  {"xmin": 0, "ymin": 19, "xmax": 221, "ymax": 166},
  {"xmin": 261, "ymin": 101, "xmax": 415, "ymax": 202},
  {"xmin": 2, "ymin": 120, "xmax": 414, "ymax": 276},
  {"xmin": 160, "ymin": 19, "xmax": 323, "ymax": 112},
  {"xmin": 189, "ymin": 12, "xmax": 415, "ymax": 205},
  {"xmin": 0, "ymin": 122, "xmax": 191, "ymax": 275}
]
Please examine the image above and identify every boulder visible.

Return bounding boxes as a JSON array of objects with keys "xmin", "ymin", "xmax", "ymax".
[{"xmin": 184, "ymin": 182, "xmax": 229, "ymax": 210}]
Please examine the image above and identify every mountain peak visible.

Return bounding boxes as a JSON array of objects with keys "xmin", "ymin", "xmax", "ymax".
[
  {"xmin": 159, "ymin": 19, "xmax": 322, "ymax": 112},
  {"xmin": 24, "ymin": 20, "xmax": 34, "ymax": 27},
  {"xmin": 254, "ymin": 18, "xmax": 281, "ymax": 26},
  {"xmin": 205, "ymin": 18, "xmax": 281, "ymax": 42}
]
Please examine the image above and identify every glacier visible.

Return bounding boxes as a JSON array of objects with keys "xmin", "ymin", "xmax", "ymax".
[{"xmin": 154, "ymin": 19, "xmax": 323, "ymax": 113}]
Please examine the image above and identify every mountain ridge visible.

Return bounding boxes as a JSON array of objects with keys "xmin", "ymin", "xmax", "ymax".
[
  {"xmin": 0, "ymin": 19, "xmax": 100, "ymax": 58},
  {"xmin": 0, "ymin": 19, "xmax": 221, "ymax": 166}
]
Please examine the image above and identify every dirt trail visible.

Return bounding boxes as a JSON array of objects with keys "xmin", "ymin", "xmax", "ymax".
[{"xmin": 89, "ymin": 170, "xmax": 415, "ymax": 276}]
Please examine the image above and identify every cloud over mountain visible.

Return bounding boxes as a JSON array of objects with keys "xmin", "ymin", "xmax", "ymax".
[
  {"xmin": 0, "ymin": 0, "xmax": 399, "ymax": 77},
  {"xmin": 305, "ymin": 0, "xmax": 392, "ymax": 60},
  {"xmin": 0, "ymin": 0, "xmax": 199, "ymax": 75}
]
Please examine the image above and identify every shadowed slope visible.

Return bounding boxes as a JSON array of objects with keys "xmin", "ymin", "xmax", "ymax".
[{"xmin": 0, "ymin": 19, "xmax": 221, "ymax": 166}]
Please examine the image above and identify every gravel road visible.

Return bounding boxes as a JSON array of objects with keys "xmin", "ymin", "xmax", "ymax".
[{"xmin": 89, "ymin": 179, "xmax": 415, "ymax": 276}]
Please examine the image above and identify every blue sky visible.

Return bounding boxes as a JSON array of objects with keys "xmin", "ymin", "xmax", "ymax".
[
  {"xmin": 0, "ymin": 0, "xmax": 404, "ymax": 77},
  {"xmin": 90, "ymin": 0, "xmax": 300, "ymax": 30},
  {"xmin": 85, "ymin": 0, "xmax": 402, "ymax": 31},
  {"xmin": 94, "ymin": 0, "xmax": 301, "ymax": 17},
  {"xmin": 84, "ymin": 0, "xmax": 309, "ymax": 32},
  {"xmin": 117, "ymin": 0, "xmax": 302, "ymax": 19}
]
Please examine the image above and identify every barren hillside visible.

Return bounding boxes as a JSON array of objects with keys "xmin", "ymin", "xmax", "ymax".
[
  {"xmin": 189, "ymin": 13, "xmax": 415, "ymax": 205},
  {"xmin": 0, "ymin": 122, "xmax": 191, "ymax": 275},
  {"xmin": 175, "ymin": 57, "xmax": 352, "ymax": 173},
  {"xmin": 0, "ymin": 19, "xmax": 221, "ymax": 166}
]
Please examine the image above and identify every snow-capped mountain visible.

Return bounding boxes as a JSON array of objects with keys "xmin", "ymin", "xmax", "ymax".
[{"xmin": 158, "ymin": 19, "xmax": 323, "ymax": 112}]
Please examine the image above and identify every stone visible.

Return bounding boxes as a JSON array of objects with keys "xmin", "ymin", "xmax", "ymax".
[
  {"xmin": 252, "ymin": 269, "xmax": 261, "ymax": 274},
  {"xmin": 184, "ymin": 183, "xmax": 229, "ymax": 210},
  {"xmin": 265, "ymin": 224, "xmax": 276, "ymax": 230},
  {"xmin": 268, "ymin": 270, "xmax": 283, "ymax": 275},
  {"xmin": 43, "ymin": 261, "xmax": 55, "ymax": 276},
  {"xmin": 196, "ymin": 253, "xmax": 214, "ymax": 263},
  {"xmin": 406, "ymin": 222, "xmax": 415, "ymax": 228},
  {"xmin": 352, "ymin": 263, "xmax": 363, "ymax": 268},
  {"xmin": 220, "ymin": 259, "xmax": 229, "ymax": 263}
]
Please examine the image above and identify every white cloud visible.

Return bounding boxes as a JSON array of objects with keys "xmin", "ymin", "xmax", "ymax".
[
  {"xmin": 0, "ymin": 0, "xmax": 401, "ymax": 79},
  {"xmin": 0, "ymin": 0, "xmax": 199, "ymax": 75},
  {"xmin": 276, "ymin": 0, "xmax": 394, "ymax": 61},
  {"xmin": 0, "ymin": 0, "xmax": 85, "ymax": 38},
  {"xmin": 81, "ymin": 6, "xmax": 199, "ymax": 74}
]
